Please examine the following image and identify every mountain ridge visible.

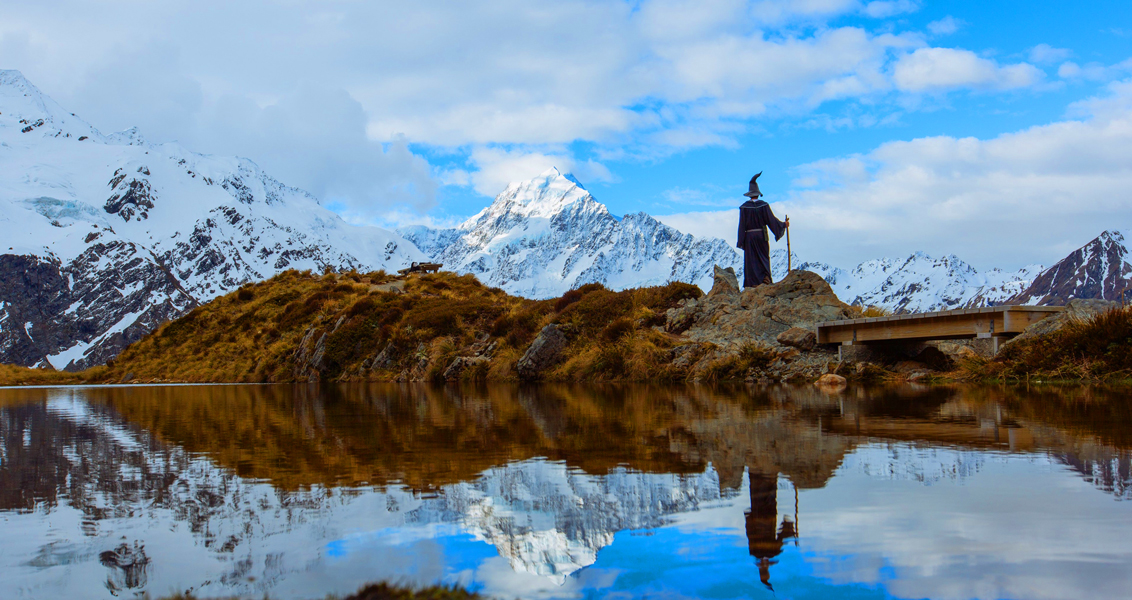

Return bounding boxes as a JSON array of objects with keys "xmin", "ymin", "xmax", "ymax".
[{"xmin": 0, "ymin": 70, "xmax": 423, "ymax": 370}]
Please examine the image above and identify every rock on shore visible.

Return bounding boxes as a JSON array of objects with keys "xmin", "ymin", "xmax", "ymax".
[{"xmin": 659, "ymin": 266, "xmax": 853, "ymax": 382}]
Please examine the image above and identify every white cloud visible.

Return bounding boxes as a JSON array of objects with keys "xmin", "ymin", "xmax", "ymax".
[
  {"xmin": 467, "ymin": 147, "xmax": 615, "ymax": 198},
  {"xmin": 1029, "ymin": 43, "xmax": 1072, "ymax": 64},
  {"xmin": 656, "ymin": 209, "xmax": 742, "ymax": 243},
  {"xmin": 861, "ymin": 0, "xmax": 919, "ymax": 19},
  {"xmin": 0, "ymin": 0, "xmax": 1089, "ymax": 214},
  {"xmin": 926, "ymin": 16, "xmax": 962, "ymax": 36},
  {"xmin": 892, "ymin": 48, "xmax": 1042, "ymax": 92},
  {"xmin": 658, "ymin": 79, "xmax": 1132, "ymax": 269},
  {"xmin": 1057, "ymin": 57, "xmax": 1132, "ymax": 82}
]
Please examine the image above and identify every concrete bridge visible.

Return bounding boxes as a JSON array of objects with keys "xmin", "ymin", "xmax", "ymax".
[{"xmin": 815, "ymin": 305, "xmax": 1064, "ymax": 357}]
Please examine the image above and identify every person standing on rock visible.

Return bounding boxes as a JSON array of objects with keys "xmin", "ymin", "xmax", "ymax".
[{"xmin": 737, "ymin": 172, "xmax": 789, "ymax": 288}]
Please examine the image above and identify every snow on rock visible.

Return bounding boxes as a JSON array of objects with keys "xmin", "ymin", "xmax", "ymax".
[
  {"xmin": 1007, "ymin": 230, "xmax": 1131, "ymax": 306},
  {"xmin": 0, "ymin": 70, "xmax": 424, "ymax": 370}
]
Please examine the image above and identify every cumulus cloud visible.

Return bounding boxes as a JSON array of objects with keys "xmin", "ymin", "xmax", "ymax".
[
  {"xmin": 1029, "ymin": 43, "xmax": 1072, "ymax": 65},
  {"xmin": 926, "ymin": 16, "xmax": 962, "ymax": 36},
  {"xmin": 658, "ymin": 79, "xmax": 1132, "ymax": 269},
  {"xmin": 861, "ymin": 0, "xmax": 919, "ymax": 19},
  {"xmin": 892, "ymin": 48, "xmax": 1042, "ymax": 92}
]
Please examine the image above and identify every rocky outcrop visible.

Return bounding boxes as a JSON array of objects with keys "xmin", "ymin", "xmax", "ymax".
[
  {"xmin": 292, "ymin": 316, "xmax": 345, "ymax": 381},
  {"xmin": 679, "ymin": 268, "xmax": 852, "ymax": 351},
  {"xmin": 443, "ymin": 356, "xmax": 489, "ymax": 380},
  {"xmin": 0, "ymin": 250, "xmax": 195, "ymax": 371},
  {"xmin": 517, "ymin": 324, "xmax": 567, "ymax": 380}
]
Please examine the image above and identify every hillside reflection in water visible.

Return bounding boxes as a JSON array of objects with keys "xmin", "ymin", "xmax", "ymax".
[{"xmin": 1, "ymin": 383, "xmax": 1130, "ymax": 599}]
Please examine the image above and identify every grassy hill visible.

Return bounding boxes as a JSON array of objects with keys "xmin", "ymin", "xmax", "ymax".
[{"xmin": 18, "ymin": 269, "xmax": 703, "ymax": 384}]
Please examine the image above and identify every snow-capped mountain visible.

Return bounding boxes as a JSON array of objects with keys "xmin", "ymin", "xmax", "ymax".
[
  {"xmin": 797, "ymin": 253, "xmax": 1045, "ymax": 313},
  {"xmin": 1007, "ymin": 230, "xmax": 1131, "ymax": 305},
  {"xmin": 0, "ymin": 70, "xmax": 423, "ymax": 370},
  {"xmin": 399, "ymin": 169, "xmax": 1046, "ymax": 312},
  {"xmin": 400, "ymin": 168, "xmax": 743, "ymax": 297}
]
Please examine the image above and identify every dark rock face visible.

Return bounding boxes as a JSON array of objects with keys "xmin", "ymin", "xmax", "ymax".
[
  {"xmin": 1009, "ymin": 230, "xmax": 1131, "ymax": 305},
  {"xmin": 104, "ymin": 170, "xmax": 156, "ymax": 222},
  {"xmin": 517, "ymin": 324, "xmax": 567, "ymax": 380},
  {"xmin": 443, "ymin": 356, "xmax": 489, "ymax": 380},
  {"xmin": 0, "ymin": 250, "xmax": 194, "ymax": 371}
]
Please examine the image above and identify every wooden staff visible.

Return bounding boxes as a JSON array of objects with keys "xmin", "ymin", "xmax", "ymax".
[{"xmin": 786, "ymin": 215, "xmax": 792, "ymax": 273}]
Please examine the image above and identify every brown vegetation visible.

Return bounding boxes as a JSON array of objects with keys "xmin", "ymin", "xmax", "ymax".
[
  {"xmin": 0, "ymin": 363, "xmax": 106, "ymax": 386},
  {"xmin": 962, "ymin": 306, "xmax": 1132, "ymax": 381},
  {"xmin": 0, "ymin": 270, "xmax": 707, "ymax": 385}
]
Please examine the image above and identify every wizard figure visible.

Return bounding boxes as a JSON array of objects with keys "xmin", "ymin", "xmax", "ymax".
[{"xmin": 736, "ymin": 172, "xmax": 789, "ymax": 288}]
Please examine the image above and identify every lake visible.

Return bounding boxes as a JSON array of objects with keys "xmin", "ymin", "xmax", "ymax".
[{"xmin": 1, "ymin": 383, "xmax": 1129, "ymax": 599}]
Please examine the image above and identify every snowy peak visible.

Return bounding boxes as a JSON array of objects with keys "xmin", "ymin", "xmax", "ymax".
[
  {"xmin": 0, "ymin": 69, "xmax": 102, "ymax": 141},
  {"xmin": 1008, "ymin": 229, "xmax": 1131, "ymax": 305},
  {"xmin": 465, "ymin": 167, "xmax": 601, "ymax": 225}
]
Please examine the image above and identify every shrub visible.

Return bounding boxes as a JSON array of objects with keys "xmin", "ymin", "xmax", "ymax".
[
  {"xmin": 641, "ymin": 281, "xmax": 702, "ymax": 312},
  {"xmin": 347, "ymin": 296, "xmax": 378, "ymax": 317},
  {"xmin": 849, "ymin": 304, "xmax": 891, "ymax": 318},
  {"xmin": 557, "ymin": 290, "xmax": 632, "ymax": 334},
  {"xmin": 601, "ymin": 317, "xmax": 635, "ymax": 342},
  {"xmin": 555, "ymin": 289, "xmax": 584, "ymax": 312},
  {"xmin": 994, "ymin": 306, "xmax": 1132, "ymax": 380},
  {"xmin": 236, "ymin": 287, "xmax": 255, "ymax": 302}
]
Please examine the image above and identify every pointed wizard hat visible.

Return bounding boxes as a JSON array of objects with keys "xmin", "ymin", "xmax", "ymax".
[{"xmin": 744, "ymin": 172, "xmax": 763, "ymax": 198}]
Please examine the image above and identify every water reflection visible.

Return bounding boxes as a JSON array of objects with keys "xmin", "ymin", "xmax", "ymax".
[{"xmin": 0, "ymin": 383, "xmax": 1130, "ymax": 599}]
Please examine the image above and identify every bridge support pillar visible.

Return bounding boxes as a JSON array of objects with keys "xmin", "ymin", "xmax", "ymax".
[{"xmin": 977, "ymin": 333, "xmax": 1005, "ymax": 355}]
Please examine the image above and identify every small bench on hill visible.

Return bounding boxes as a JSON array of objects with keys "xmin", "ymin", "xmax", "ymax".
[{"xmin": 397, "ymin": 262, "xmax": 443, "ymax": 276}]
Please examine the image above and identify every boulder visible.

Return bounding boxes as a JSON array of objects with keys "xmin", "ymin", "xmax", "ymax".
[
  {"xmin": 776, "ymin": 327, "xmax": 816, "ymax": 351},
  {"xmin": 517, "ymin": 324, "xmax": 567, "ymax": 379},
  {"xmin": 682, "ymin": 270, "xmax": 852, "ymax": 351},
  {"xmin": 814, "ymin": 373, "xmax": 847, "ymax": 389}
]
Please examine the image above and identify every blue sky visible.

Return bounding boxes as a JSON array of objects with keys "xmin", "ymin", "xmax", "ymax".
[{"xmin": 4, "ymin": 0, "xmax": 1131, "ymax": 269}]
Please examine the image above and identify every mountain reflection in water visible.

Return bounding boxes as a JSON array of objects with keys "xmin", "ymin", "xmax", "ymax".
[{"xmin": 1, "ymin": 383, "xmax": 1130, "ymax": 599}]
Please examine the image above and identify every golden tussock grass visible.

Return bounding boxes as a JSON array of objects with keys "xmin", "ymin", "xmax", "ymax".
[
  {"xmin": 0, "ymin": 363, "xmax": 108, "ymax": 386},
  {"xmin": 1, "ymin": 270, "xmax": 709, "ymax": 385},
  {"xmin": 963, "ymin": 306, "xmax": 1132, "ymax": 382}
]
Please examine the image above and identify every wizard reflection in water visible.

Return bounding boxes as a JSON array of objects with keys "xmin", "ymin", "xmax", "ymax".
[
  {"xmin": 746, "ymin": 470, "xmax": 797, "ymax": 591},
  {"xmin": 737, "ymin": 173, "xmax": 789, "ymax": 288}
]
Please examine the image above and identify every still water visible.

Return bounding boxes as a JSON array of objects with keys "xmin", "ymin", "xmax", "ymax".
[{"xmin": 0, "ymin": 383, "xmax": 1130, "ymax": 600}]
